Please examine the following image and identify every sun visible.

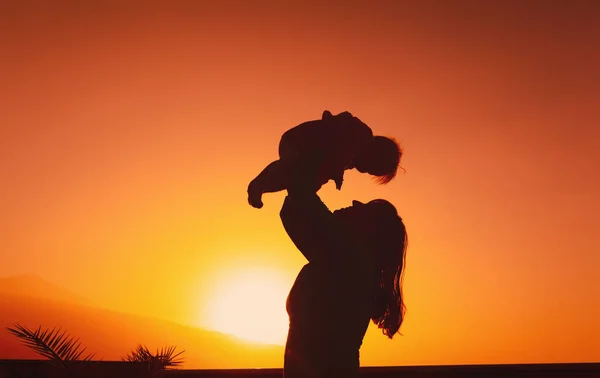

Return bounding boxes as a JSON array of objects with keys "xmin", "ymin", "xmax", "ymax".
[{"xmin": 205, "ymin": 268, "xmax": 290, "ymax": 345}]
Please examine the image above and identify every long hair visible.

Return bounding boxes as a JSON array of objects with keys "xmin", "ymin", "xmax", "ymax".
[{"xmin": 369, "ymin": 201, "xmax": 408, "ymax": 338}]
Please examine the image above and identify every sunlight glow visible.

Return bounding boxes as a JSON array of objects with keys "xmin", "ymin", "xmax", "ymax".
[{"xmin": 205, "ymin": 269, "xmax": 290, "ymax": 345}]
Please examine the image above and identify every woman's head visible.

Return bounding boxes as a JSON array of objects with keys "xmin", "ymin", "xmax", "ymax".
[
  {"xmin": 333, "ymin": 199, "xmax": 408, "ymax": 338},
  {"xmin": 353, "ymin": 136, "xmax": 403, "ymax": 184}
]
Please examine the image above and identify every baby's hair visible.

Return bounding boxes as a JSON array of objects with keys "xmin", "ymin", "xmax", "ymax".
[{"xmin": 373, "ymin": 136, "xmax": 404, "ymax": 185}]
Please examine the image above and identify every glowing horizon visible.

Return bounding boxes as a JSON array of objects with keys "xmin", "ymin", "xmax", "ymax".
[{"xmin": 202, "ymin": 268, "xmax": 290, "ymax": 345}]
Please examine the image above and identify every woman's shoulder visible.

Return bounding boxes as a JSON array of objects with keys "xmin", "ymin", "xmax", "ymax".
[{"xmin": 324, "ymin": 232, "xmax": 375, "ymax": 273}]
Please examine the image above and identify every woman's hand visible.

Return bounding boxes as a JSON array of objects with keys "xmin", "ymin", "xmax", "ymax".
[
  {"xmin": 287, "ymin": 152, "xmax": 329, "ymax": 194},
  {"xmin": 287, "ymin": 170, "xmax": 327, "ymax": 195}
]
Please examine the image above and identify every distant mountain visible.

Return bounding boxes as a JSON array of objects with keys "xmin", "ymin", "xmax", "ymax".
[
  {"xmin": 0, "ymin": 274, "xmax": 94, "ymax": 307},
  {"xmin": 0, "ymin": 275, "xmax": 283, "ymax": 369}
]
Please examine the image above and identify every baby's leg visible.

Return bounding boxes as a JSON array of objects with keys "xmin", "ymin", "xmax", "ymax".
[
  {"xmin": 247, "ymin": 159, "xmax": 293, "ymax": 209},
  {"xmin": 248, "ymin": 136, "xmax": 311, "ymax": 208}
]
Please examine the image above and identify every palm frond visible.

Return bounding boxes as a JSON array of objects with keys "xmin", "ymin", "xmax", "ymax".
[
  {"xmin": 123, "ymin": 344, "xmax": 184, "ymax": 368},
  {"xmin": 7, "ymin": 324, "xmax": 95, "ymax": 363},
  {"xmin": 157, "ymin": 345, "xmax": 185, "ymax": 367},
  {"xmin": 123, "ymin": 344, "xmax": 153, "ymax": 363}
]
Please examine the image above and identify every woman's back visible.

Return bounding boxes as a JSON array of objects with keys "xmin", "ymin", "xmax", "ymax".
[
  {"xmin": 285, "ymin": 261, "xmax": 374, "ymax": 378},
  {"xmin": 286, "ymin": 255, "xmax": 374, "ymax": 342}
]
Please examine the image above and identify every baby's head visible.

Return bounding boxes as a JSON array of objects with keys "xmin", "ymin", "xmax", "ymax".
[{"xmin": 354, "ymin": 136, "xmax": 403, "ymax": 184}]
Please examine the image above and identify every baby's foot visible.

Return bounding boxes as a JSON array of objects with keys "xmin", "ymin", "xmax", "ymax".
[{"xmin": 247, "ymin": 182, "xmax": 264, "ymax": 209}]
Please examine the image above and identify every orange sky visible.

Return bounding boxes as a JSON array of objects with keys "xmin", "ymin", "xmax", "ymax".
[{"xmin": 2, "ymin": 0, "xmax": 599, "ymax": 367}]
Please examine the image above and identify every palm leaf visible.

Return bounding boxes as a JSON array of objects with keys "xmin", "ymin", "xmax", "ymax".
[
  {"xmin": 157, "ymin": 345, "xmax": 185, "ymax": 367},
  {"xmin": 123, "ymin": 344, "xmax": 184, "ymax": 368},
  {"xmin": 123, "ymin": 344, "xmax": 153, "ymax": 363},
  {"xmin": 7, "ymin": 324, "xmax": 95, "ymax": 363}
]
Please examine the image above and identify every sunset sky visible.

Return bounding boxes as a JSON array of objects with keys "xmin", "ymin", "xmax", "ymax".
[{"xmin": 2, "ymin": 0, "xmax": 599, "ymax": 367}]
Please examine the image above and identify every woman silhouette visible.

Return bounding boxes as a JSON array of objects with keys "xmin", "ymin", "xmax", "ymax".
[{"xmin": 280, "ymin": 175, "xmax": 408, "ymax": 378}]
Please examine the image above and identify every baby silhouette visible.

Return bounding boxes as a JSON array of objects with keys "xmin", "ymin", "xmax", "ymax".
[{"xmin": 248, "ymin": 110, "xmax": 403, "ymax": 209}]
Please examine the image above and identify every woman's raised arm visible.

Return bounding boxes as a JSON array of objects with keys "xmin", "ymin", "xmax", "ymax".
[{"xmin": 279, "ymin": 191, "xmax": 348, "ymax": 262}]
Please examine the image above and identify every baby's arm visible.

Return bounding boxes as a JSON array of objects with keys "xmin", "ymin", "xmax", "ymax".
[
  {"xmin": 325, "ymin": 111, "xmax": 373, "ymax": 172},
  {"xmin": 333, "ymin": 170, "xmax": 345, "ymax": 190}
]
